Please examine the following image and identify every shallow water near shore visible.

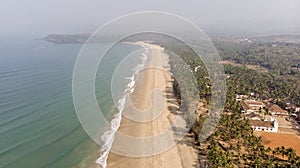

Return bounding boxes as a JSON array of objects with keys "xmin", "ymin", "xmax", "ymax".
[{"xmin": 0, "ymin": 36, "xmax": 145, "ymax": 168}]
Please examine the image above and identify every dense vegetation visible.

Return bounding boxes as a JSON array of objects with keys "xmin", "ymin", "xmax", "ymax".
[
  {"xmin": 215, "ymin": 40, "xmax": 300, "ymax": 75},
  {"xmin": 215, "ymin": 39, "xmax": 300, "ymax": 107},
  {"xmin": 153, "ymin": 35, "xmax": 300, "ymax": 167},
  {"xmin": 225, "ymin": 64, "xmax": 300, "ymax": 108}
]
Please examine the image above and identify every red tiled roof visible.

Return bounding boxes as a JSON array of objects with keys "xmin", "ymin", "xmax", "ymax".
[
  {"xmin": 241, "ymin": 100, "xmax": 263, "ymax": 111},
  {"xmin": 250, "ymin": 120, "xmax": 274, "ymax": 128},
  {"xmin": 268, "ymin": 104, "xmax": 288, "ymax": 114},
  {"xmin": 244, "ymin": 100, "xmax": 264, "ymax": 106},
  {"xmin": 241, "ymin": 100, "xmax": 251, "ymax": 111}
]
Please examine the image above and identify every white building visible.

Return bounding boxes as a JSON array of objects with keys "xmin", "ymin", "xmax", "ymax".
[{"xmin": 250, "ymin": 118, "xmax": 278, "ymax": 133}]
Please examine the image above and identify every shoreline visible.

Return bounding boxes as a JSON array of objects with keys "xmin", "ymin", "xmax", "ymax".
[
  {"xmin": 95, "ymin": 42, "xmax": 149, "ymax": 168},
  {"xmin": 105, "ymin": 41, "xmax": 198, "ymax": 168}
]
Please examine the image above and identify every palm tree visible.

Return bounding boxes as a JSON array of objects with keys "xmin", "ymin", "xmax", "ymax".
[
  {"xmin": 236, "ymin": 141, "xmax": 241, "ymax": 153},
  {"xmin": 252, "ymin": 157, "xmax": 262, "ymax": 168},
  {"xmin": 272, "ymin": 148, "xmax": 279, "ymax": 159},
  {"xmin": 279, "ymin": 146, "xmax": 286, "ymax": 158},
  {"xmin": 285, "ymin": 147, "xmax": 296, "ymax": 162}
]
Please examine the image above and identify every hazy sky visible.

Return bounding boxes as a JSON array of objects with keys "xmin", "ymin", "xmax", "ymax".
[{"xmin": 1, "ymin": 0, "xmax": 300, "ymax": 36}]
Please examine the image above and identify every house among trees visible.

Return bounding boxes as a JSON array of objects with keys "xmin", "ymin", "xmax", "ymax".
[
  {"xmin": 285, "ymin": 103, "xmax": 300, "ymax": 113},
  {"xmin": 297, "ymin": 112, "xmax": 300, "ymax": 120},
  {"xmin": 241, "ymin": 99, "xmax": 264, "ymax": 114},
  {"xmin": 235, "ymin": 94, "xmax": 249, "ymax": 101},
  {"xmin": 267, "ymin": 103, "xmax": 289, "ymax": 116},
  {"xmin": 250, "ymin": 118, "xmax": 278, "ymax": 132}
]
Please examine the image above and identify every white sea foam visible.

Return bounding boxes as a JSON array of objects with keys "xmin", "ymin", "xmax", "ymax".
[{"xmin": 96, "ymin": 47, "xmax": 148, "ymax": 168}]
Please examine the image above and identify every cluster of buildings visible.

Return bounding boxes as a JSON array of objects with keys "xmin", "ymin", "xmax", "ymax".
[
  {"xmin": 239, "ymin": 99, "xmax": 279, "ymax": 132},
  {"xmin": 236, "ymin": 94, "xmax": 300, "ymax": 133}
]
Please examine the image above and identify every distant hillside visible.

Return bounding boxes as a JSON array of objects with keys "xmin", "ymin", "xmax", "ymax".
[
  {"xmin": 42, "ymin": 33, "xmax": 168, "ymax": 44},
  {"xmin": 42, "ymin": 34, "xmax": 90, "ymax": 43},
  {"xmin": 42, "ymin": 34, "xmax": 120, "ymax": 43},
  {"xmin": 43, "ymin": 33, "xmax": 300, "ymax": 44},
  {"xmin": 251, "ymin": 34, "xmax": 300, "ymax": 44}
]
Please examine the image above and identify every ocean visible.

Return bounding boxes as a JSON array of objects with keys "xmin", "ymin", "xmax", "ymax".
[{"xmin": 0, "ymin": 36, "xmax": 147, "ymax": 168}]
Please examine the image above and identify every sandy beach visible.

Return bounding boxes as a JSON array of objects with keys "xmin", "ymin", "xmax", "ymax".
[{"xmin": 106, "ymin": 42, "xmax": 198, "ymax": 168}]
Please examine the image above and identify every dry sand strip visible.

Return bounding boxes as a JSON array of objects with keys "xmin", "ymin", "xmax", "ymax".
[
  {"xmin": 255, "ymin": 131, "xmax": 300, "ymax": 156},
  {"xmin": 106, "ymin": 42, "xmax": 198, "ymax": 168}
]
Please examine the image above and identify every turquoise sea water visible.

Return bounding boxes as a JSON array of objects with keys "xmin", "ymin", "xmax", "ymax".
[{"xmin": 0, "ymin": 36, "xmax": 145, "ymax": 168}]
